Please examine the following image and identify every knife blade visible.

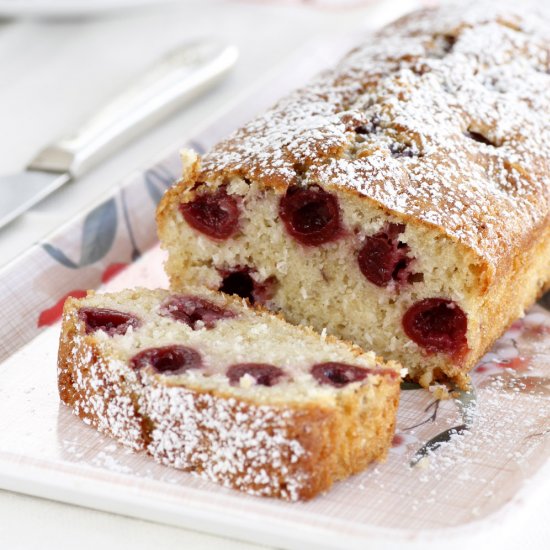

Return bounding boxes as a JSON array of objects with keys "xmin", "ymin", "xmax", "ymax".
[{"xmin": 0, "ymin": 40, "xmax": 238, "ymax": 230}]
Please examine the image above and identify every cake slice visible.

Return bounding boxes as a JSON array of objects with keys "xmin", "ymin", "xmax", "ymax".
[
  {"xmin": 157, "ymin": 1, "xmax": 550, "ymax": 389},
  {"xmin": 58, "ymin": 287, "xmax": 400, "ymax": 500}
]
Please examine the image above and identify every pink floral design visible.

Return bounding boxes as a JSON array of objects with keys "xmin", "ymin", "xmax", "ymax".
[
  {"xmin": 37, "ymin": 290, "xmax": 88, "ymax": 327},
  {"xmin": 101, "ymin": 262, "xmax": 129, "ymax": 284},
  {"xmin": 475, "ymin": 355, "xmax": 530, "ymax": 375},
  {"xmin": 390, "ymin": 432, "xmax": 419, "ymax": 455}
]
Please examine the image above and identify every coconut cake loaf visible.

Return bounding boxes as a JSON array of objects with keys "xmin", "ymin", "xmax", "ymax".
[
  {"xmin": 58, "ymin": 287, "xmax": 400, "ymax": 500},
  {"xmin": 157, "ymin": 1, "xmax": 550, "ymax": 389}
]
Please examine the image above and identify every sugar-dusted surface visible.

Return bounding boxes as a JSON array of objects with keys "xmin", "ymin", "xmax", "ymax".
[
  {"xmin": 200, "ymin": 0, "xmax": 550, "ymax": 269},
  {"xmin": 59, "ymin": 284, "xmax": 399, "ymax": 500},
  {"xmin": 0, "ymin": 245, "xmax": 548, "ymax": 543},
  {"xmin": 144, "ymin": 382, "xmax": 307, "ymax": 501}
]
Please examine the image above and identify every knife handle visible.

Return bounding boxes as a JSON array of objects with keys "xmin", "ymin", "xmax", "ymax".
[{"xmin": 27, "ymin": 41, "xmax": 238, "ymax": 178}]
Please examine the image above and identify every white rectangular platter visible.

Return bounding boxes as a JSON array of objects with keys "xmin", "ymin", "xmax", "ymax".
[{"xmin": 0, "ymin": 34, "xmax": 549, "ymax": 550}]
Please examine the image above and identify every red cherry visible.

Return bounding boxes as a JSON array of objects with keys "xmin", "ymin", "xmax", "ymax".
[
  {"xmin": 160, "ymin": 295, "xmax": 235, "ymax": 329},
  {"xmin": 311, "ymin": 362, "xmax": 372, "ymax": 387},
  {"xmin": 402, "ymin": 298, "xmax": 467, "ymax": 354},
  {"xmin": 179, "ymin": 186, "xmax": 240, "ymax": 240},
  {"xmin": 226, "ymin": 363, "xmax": 285, "ymax": 387},
  {"xmin": 130, "ymin": 345, "xmax": 202, "ymax": 374},
  {"xmin": 358, "ymin": 223, "xmax": 416, "ymax": 287},
  {"xmin": 279, "ymin": 185, "xmax": 341, "ymax": 246},
  {"xmin": 78, "ymin": 307, "xmax": 140, "ymax": 336},
  {"xmin": 252, "ymin": 275, "xmax": 278, "ymax": 304},
  {"xmin": 392, "ymin": 434, "xmax": 404, "ymax": 447}
]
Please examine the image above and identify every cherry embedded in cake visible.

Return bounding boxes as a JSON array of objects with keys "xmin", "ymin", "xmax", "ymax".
[
  {"xmin": 58, "ymin": 287, "xmax": 400, "ymax": 501},
  {"xmin": 219, "ymin": 269, "xmax": 255, "ymax": 302},
  {"xmin": 79, "ymin": 307, "xmax": 140, "ymax": 336},
  {"xmin": 160, "ymin": 294, "xmax": 235, "ymax": 329},
  {"xmin": 130, "ymin": 344, "xmax": 203, "ymax": 374},
  {"xmin": 218, "ymin": 267, "xmax": 278, "ymax": 305},
  {"xmin": 279, "ymin": 185, "xmax": 342, "ymax": 246},
  {"xmin": 227, "ymin": 363, "xmax": 285, "ymax": 387},
  {"xmin": 179, "ymin": 186, "xmax": 240, "ymax": 240},
  {"xmin": 312, "ymin": 362, "xmax": 371, "ymax": 388},
  {"xmin": 357, "ymin": 223, "xmax": 418, "ymax": 288},
  {"xmin": 402, "ymin": 298, "xmax": 467, "ymax": 355}
]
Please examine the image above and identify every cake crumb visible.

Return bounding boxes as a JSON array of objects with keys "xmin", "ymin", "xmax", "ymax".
[
  {"xmin": 429, "ymin": 384, "xmax": 451, "ymax": 400},
  {"xmin": 239, "ymin": 373, "xmax": 256, "ymax": 389}
]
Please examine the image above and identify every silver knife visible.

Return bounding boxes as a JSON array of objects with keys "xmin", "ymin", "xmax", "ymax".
[{"xmin": 0, "ymin": 40, "xmax": 238, "ymax": 229}]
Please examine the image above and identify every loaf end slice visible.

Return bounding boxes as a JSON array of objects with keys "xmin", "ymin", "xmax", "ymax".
[{"xmin": 58, "ymin": 287, "xmax": 400, "ymax": 500}]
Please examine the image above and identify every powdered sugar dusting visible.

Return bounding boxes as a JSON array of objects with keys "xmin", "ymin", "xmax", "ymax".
[
  {"xmin": 58, "ymin": 288, "xmax": 399, "ymax": 501},
  {"xmin": 200, "ymin": 0, "xmax": 550, "ymax": 268},
  {"xmin": 61, "ymin": 313, "xmax": 145, "ymax": 451},
  {"xmin": 338, "ymin": 304, "xmax": 550, "ymax": 525},
  {"xmin": 60, "ymin": 312, "xmax": 310, "ymax": 500},
  {"xmin": 144, "ymin": 379, "xmax": 307, "ymax": 501}
]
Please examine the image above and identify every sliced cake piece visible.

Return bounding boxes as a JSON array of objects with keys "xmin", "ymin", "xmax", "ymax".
[
  {"xmin": 157, "ymin": 2, "xmax": 550, "ymax": 389},
  {"xmin": 58, "ymin": 287, "xmax": 400, "ymax": 501}
]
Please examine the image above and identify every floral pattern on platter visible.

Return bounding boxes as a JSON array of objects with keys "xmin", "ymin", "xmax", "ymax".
[
  {"xmin": 33, "ymin": 162, "xmax": 180, "ymax": 329},
  {"xmin": 390, "ymin": 432, "xmax": 419, "ymax": 456},
  {"xmin": 472, "ymin": 310, "xmax": 550, "ymax": 397}
]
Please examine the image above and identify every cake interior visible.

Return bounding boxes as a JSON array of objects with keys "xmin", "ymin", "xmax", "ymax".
[
  {"xmin": 74, "ymin": 288, "xmax": 397, "ymax": 406},
  {"xmin": 161, "ymin": 178, "xmax": 484, "ymax": 387}
]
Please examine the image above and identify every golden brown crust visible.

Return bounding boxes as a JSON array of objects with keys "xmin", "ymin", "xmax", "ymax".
[
  {"xmin": 422, "ymin": 216, "xmax": 550, "ymax": 390},
  {"xmin": 58, "ymin": 294, "xmax": 400, "ymax": 501},
  {"xmin": 58, "ymin": 297, "xmax": 147, "ymax": 450},
  {"xmin": 159, "ymin": 3, "xmax": 550, "ymax": 280}
]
